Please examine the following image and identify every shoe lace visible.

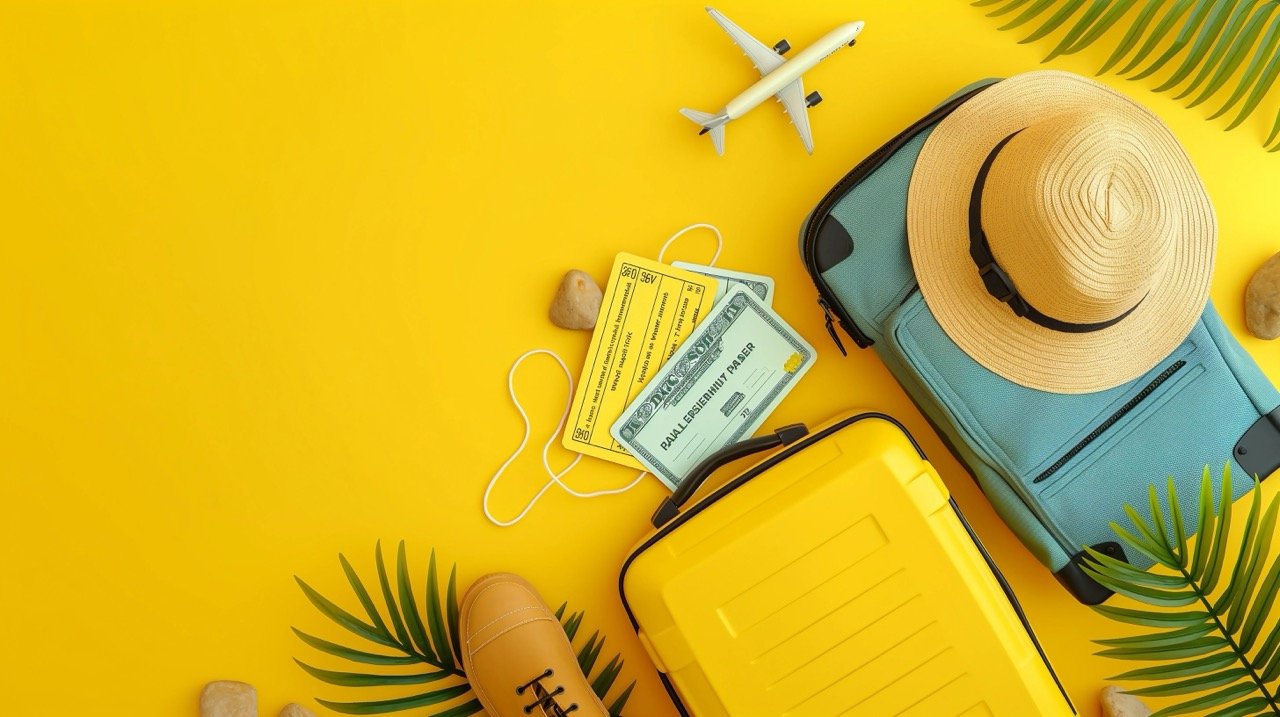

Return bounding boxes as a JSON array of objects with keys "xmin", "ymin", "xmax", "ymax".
[{"xmin": 515, "ymin": 668, "xmax": 579, "ymax": 716}]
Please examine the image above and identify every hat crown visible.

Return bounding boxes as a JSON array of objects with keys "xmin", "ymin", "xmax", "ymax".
[{"xmin": 981, "ymin": 110, "xmax": 1176, "ymax": 325}]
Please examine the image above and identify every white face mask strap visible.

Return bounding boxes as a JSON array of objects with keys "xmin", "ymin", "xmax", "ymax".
[
  {"xmin": 482, "ymin": 349, "xmax": 647, "ymax": 527},
  {"xmin": 656, "ymin": 223, "xmax": 723, "ymax": 267}
]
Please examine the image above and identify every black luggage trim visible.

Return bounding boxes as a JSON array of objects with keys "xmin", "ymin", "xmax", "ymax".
[
  {"xmin": 813, "ymin": 216, "xmax": 854, "ymax": 273},
  {"xmin": 617, "ymin": 413, "xmax": 1075, "ymax": 715},
  {"xmin": 1055, "ymin": 542, "xmax": 1129, "ymax": 606},
  {"xmin": 1234, "ymin": 407, "xmax": 1280, "ymax": 481},
  {"xmin": 652, "ymin": 423, "xmax": 809, "ymax": 528},
  {"xmin": 1034, "ymin": 360, "xmax": 1188, "ymax": 484},
  {"xmin": 800, "ymin": 83, "xmax": 995, "ymax": 354}
]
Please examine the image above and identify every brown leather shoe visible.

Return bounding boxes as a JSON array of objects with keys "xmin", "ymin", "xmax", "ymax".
[{"xmin": 460, "ymin": 573, "xmax": 609, "ymax": 717}]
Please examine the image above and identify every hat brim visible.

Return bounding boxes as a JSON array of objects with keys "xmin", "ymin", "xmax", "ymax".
[{"xmin": 906, "ymin": 71, "xmax": 1215, "ymax": 394}]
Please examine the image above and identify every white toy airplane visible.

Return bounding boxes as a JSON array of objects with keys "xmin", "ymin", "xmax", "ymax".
[{"xmin": 681, "ymin": 8, "xmax": 865, "ymax": 155}]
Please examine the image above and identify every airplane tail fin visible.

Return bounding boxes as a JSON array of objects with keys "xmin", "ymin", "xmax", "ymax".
[{"xmin": 680, "ymin": 108, "xmax": 728, "ymax": 156}]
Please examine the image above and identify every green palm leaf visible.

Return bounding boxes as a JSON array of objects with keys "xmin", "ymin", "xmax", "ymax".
[
  {"xmin": 446, "ymin": 564, "xmax": 462, "ymax": 665},
  {"xmin": 295, "ymin": 577, "xmax": 402, "ymax": 651},
  {"xmin": 608, "ymin": 683, "xmax": 637, "ymax": 716},
  {"xmin": 316, "ymin": 685, "xmax": 474, "ymax": 715},
  {"xmin": 1207, "ymin": 9, "xmax": 1280, "ymax": 119},
  {"xmin": 1188, "ymin": 3, "xmax": 1278, "ymax": 107},
  {"xmin": 1190, "ymin": 467, "xmax": 1218, "ymax": 581},
  {"xmin": 564, "ymin": 611, "xmax": 586, "ymax": 642},
  {"xmin": 1101, "ymin": 0, "xmax": 1170, "ymax": 73},
  {"xmin": 340, "ymin": 554, "xmax": 391, "ymax": 638},
  {"xmin": 1129, "ymin": 0, "xmax": 1217, "ymax": 80},
  {"xmin": 1093, "ymin": 604, "xmax": 1211, "ymax": 628},
  {"xmin": 987, "ymin": 0, "xmax": 1041, "ymax": 18},
  {"xmin": 1085, "ymin": 545, "xmax": 1190, "ymax": 587},
  {"xmin": 578, "ymin": 632, "xmax": 606, "ymax": 676},
  {"xmin": 1083, "ymin": 564, "xmax": 1199, "ymax": 605},
  {"xmin": 294, "ymin": 660, "xmax": 453, "ymax": 687},
  {"xmin": 1165, "ymin": 0, "xmax": 1259, "ymax": 93},
  {"xmin": 1086, "ymin": 465, "xmax": 1280, "ymax": 715},
  {"xmin": 1167, "ymin": 479, "xmax": 1188, "ymax": 564},
  {"xmin": 1211, "ymin": 480, "xmax": 1261, "ymax": 617},
  {"xmin": 1096, "ymin": 635, "xmax": 1229, "ymax": 660},
  {"xmin": 591, "ymin": 655, "xmax": 625, "ymax": 697},
  {"xmin": 1126, "ymin": 668, "xmax": 1249, "ymax": 696},
  {"xmin": 424, "ymin": 550, "xmax": 454, "ymax": 671},
  {"xmin": 1109, "ymin": 651, "xmax": 1239, "ymax": 680},
  {"xmin": 292, "ymin": 628, "xmax": 422, "ymax": 666},
  {"xmin": 1093, "ymin": 622, "xmax": 1217, "ymax": 649},
  {"xmin": 1240, "ymin": 555, "xmax": 1280, "ymax": 651},
  {"xmin": 1225, "ymin": 488, "xmax": 1277, "ymax": 630},
  {"xmin": 1265, "ymin": 646, "xmax": 1280, "ymax": 680},
  {"xmin": 1226, "ymin": 48, "xmax": 1280, "ymax": 128},
  {"xmin": 1265, "ymin": 108, "xmax": 1280, "ymax": 147},
  {"xmin": 396, "ymin": 542, "xmax": 438, "ymax": 662},
  {"xmin": 1201, "ymin": 464, "xmax": 1235, "ymax": 594},
  {"xmin": 1058, "ymin": 0, "xmax": 1142, "ymax": 57},
  {"xmin": 974, "ymin": 0, "xmax": 1280, "ymax": 147},
  {"xmin": 1023, "ymin": 0, "xmax": 1092, "ymax": 43},
  {"xmin": 294, "ymin": 543, "xmax": 637, "ymax": 717},
  {"xmin": 1154, "ymin": 680, "xmax": 1259, "ymax": 715},
  {"xmin": 1118, "ymin": 0, "xmax": 1198, "ymax": 75},
  {"xmin": 1046, "ymin": 0, "xmax": 1117, "ymax": 59},
  {"xmin": 1000, "ymin": 0, "xmax": 1064, "ymax": 30},
  {"xmin": 374, "ymin": 541, "xmax": 412, "ymax": 650},
  {"xmin": 1206, "ymin": 697, "xmax": 1274, "ymax": 716}
]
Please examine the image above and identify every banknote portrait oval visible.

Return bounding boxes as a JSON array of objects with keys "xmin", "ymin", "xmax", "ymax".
[{"xmin": 636, "ymin": 401, "xmax": 656, "ymax": 421}]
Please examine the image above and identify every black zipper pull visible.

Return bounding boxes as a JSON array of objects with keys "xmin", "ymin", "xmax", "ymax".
[{"xmin": 818, "ymin": 298, "xmax": 848, "ymax": 356}]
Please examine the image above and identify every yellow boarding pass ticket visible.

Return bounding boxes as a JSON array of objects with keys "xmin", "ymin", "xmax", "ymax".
[{"xmin": 563, "ymin": 253, "xmax": 717, "ymax": 469}]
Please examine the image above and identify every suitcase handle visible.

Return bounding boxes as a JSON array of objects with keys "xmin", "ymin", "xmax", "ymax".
[{"xmin": 650, "ymin": 423, "xmax": 809, "ymax": 529}]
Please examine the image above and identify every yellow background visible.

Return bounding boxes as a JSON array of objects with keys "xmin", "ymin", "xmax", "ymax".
[{"xmin": 2, "ymin": 1, "xmax": 1279, "ymax": 715}]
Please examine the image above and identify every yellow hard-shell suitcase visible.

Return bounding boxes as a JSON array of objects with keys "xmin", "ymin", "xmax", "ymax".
[{"xmin": 619, "ymin": 412, "xmax": 1075, "ymax": 716}]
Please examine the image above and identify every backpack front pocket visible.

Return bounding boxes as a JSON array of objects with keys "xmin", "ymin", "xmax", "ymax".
[
  {"xmin": 884, "ymin": 292, "xmax": 1263, "ymax": 566},
  {"xmin": 1033, "ymin": 359, "xmax": 1191, "ymax": 486}
]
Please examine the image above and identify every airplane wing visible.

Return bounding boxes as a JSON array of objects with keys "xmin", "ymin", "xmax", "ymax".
[
  {"xmin": 706, "ymin": 8, "xmax": 785, "ymax": 76},
  {"xmin": 776, "ymin": 79, "xmax": 814, "ymax": 154}
]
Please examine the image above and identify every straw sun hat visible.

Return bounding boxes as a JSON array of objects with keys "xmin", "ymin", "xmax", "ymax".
[{"xmin": 907, "ymin": 70, "xmax": 1216, "ymax": 394}]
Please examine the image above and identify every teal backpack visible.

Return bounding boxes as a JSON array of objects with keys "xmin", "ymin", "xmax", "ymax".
[{"xmin": 800, "ymin": 79, "xmax": 1280, "ymax": 604}]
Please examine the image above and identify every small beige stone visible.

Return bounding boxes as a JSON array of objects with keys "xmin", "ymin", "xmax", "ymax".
[
  {"xmin": 200, "ymin": 680, "xmax": 256, "ymax": 717},
  {"xmin": 280, "ymin": 704, "xmax": 317, "ymax": 717},
  {"xmin": 549, "ymin": 270, "xmax": 603, "ymax": 330},
  {"xmin": 1101, "ymin": 685, "xmax": 1152, "ymax": 717},
  {"xmin": 1246, "ymin": 251, "xmax": 1280, "ymax": 339}
]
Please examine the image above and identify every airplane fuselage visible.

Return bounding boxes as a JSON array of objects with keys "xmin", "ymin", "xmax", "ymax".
[{"xmin": 723, "ymin": 21, "xmax": 864, "ymax": 119}]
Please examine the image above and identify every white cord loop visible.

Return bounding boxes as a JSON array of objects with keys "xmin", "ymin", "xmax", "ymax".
[
  {"xmin": 657, "ymin": 223, "xmax": 723, "ymax": 267},
  {"xmin": 484, "ymin": 223, "xmax": 723, "ymax": 527},
  {"xmin": 482, "ymin": 349, "xmax": 646, "ymax": 527}
]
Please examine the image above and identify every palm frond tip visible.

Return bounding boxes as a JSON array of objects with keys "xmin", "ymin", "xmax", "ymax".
[
  {"xmin": 975, "ymin": 0, "xmax": 1280, "ymax": 148},
  {"xmin": 1086, "ymin": 464, "xmax": 1280, "ymax": 715}
]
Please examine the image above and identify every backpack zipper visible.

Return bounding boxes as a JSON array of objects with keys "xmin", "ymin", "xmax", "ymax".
[
  {"xmin": 1033, "ymin": 360, "xmax": 1188, "ymax": 484},
  {"xmin": 799, "ymin": 83, "xmax": 993, "ymax": 354},
  {"xmin": 818, "ymin": 297, "xmax": 848, "ymax": 356}
]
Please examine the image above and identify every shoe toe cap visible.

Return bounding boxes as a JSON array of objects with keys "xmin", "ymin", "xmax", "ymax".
[{"xmin": 463, "ymin": 574, "xmax": 553, "ymax": 650}]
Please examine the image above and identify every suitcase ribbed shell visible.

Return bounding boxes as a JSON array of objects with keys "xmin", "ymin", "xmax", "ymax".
[{"xmin": 620, "ymin": 413, "xmax": 1074, "ymax": 716}]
